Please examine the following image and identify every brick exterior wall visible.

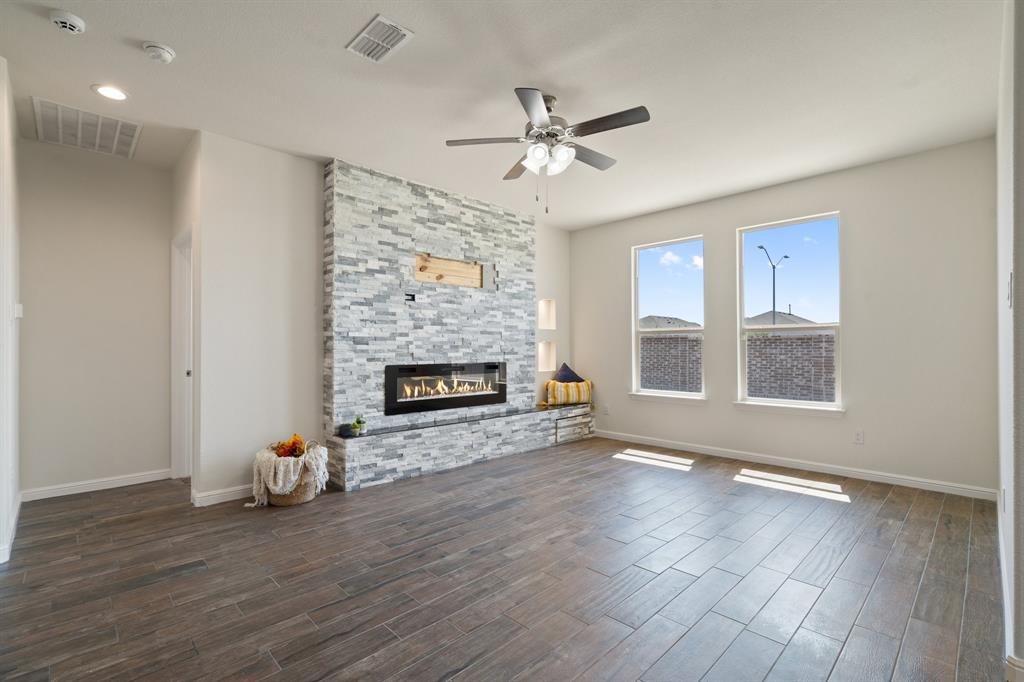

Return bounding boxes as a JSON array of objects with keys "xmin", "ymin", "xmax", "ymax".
[
  {"xmin": 639, "ymin": 334, "xmax": 703, "ymax": 393},
  {"xmin": 746, "ymin": 331, "xmax": 836, "ymax": 402}
]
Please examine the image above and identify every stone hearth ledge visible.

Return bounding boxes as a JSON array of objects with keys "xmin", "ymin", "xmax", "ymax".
[{"xmin": 327, "ymin": 404, "xmax": 592, "ymax": 490}]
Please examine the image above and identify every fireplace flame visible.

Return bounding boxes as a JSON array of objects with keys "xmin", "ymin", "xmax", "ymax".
[{"xmin": 398, "ymin": 375, "xmax": 495, "ymax": 401}]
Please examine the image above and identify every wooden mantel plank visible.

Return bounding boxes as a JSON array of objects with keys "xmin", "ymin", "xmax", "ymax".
[{"xmin": 415, "ymin": 253, "xmax": 483, "ymax": 288}]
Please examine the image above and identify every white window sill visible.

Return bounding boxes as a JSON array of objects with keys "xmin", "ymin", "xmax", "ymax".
[
  {"xmin": 733, "ymin": 400, "xmax": 845, "ymax": 416},
  {"xmin": 629, "ymin": 391, "xmax": 707, "ymax": 404}
]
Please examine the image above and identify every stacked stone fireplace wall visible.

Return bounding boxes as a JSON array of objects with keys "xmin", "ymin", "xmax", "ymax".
[{"xmin": 323, "ymin": 159, "xmax": 537, "ymax": 435}]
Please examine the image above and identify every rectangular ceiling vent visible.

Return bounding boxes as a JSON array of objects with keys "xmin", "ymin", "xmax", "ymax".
[
  {"xmin": 31, "ymin": 97, "xmax": 142, "ymax": 160},
  {"xmin": 346, "ymin": 15, "xmax": 414, "ymax": 63}
]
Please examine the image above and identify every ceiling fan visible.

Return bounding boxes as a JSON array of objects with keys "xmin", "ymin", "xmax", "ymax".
[{"xmin": 446, "ymin": 88, "xmax": 651, "ymax": 180}]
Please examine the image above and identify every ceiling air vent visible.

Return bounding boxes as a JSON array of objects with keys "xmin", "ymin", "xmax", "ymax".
[
  {"xmin": 32, "ymin": 97, "xmax": 142, "ymax": 160},
  {"xmin": 346, "ymin": 15, "xmax": 414, "ymax": 63}
]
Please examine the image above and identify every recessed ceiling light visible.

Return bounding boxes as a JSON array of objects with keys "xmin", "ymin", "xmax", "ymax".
[{"xmin": 91, "ymin": 84, "xmax": 128, "ymax": 101}]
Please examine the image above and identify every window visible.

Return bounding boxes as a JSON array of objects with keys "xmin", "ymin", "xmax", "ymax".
[
  {"xmin": 632, "ymin": 237, "xmax": 705, "ymax": 396},
  {"xmin": 739, "ymin": 214, "xmax": 840, "ymax": 406}
]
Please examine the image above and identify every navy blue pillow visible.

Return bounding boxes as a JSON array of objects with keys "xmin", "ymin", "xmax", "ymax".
[{"xmin": 552, "ymin": 362, "xmax": 585, "ymax": 383}]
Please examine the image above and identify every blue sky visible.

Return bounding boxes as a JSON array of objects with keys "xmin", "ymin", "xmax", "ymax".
[
  {"xmin": 742, "ymin": 217, "xmax": 839, "ymax": 324},
  {"xmin": 637, "ymin": 239, "xmax": 705, "ymax": 325},
  {"xmin": 636, "ymin": 216, "xmax": 839, "ymax": 326}
]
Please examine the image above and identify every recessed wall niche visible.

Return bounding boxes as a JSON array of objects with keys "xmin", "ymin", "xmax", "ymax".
[
  {"xmin": 538, "ymin": 299, "xmax": 556, "ymax": 330},
  {"xmin": 538, "ymin": 341, "xmax": 556, "ymax": 372}
]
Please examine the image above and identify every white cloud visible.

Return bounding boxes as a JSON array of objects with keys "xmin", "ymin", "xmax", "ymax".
[
  {"xmin": 803, "ymin": 236, "xmax": 818, "ymax": 245},
  {"xmin": 659, "ymin": 251, "xmax": 681, "ymax": 266},
  {"xmin": 691, "ymin": 255, "xmax": 704, "ymax": 270}
]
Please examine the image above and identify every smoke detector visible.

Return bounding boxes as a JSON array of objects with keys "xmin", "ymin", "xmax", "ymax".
[
  {"xmin": 49, "ymin": 10, "xmax": 85, "ymax": 35},
  {"xmin": 142, "ymin": 42, "xmax": 176, "ymax": 64}
]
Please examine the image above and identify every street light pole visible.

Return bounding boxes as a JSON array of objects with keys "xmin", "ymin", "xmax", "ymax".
[{"xmin": 757, "ymin": 245, "xmax": 789, "ymax": 325}]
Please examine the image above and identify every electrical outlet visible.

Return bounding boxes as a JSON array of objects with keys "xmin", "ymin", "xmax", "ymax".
[{"xmin": 853, "ymin": 429, "xmax": 865, "ymax": 445}]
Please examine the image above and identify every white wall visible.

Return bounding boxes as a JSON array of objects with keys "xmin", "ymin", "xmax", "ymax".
[
  {"xmin": 572, "ymin": 138, "xmax": 998, "ymax": 495},
  {"xmin": 1007, "ymin": 0, "xmax": 1024, "ymax": 669},
  {"xmin": 18, "ymin": 140, "xmax": 172, "ymax": 492},
  {"xmin": 534, "ymin": 222, "xmax": 572, "ymax": 400},
  {"xmin": 0, "ymin": 57, "xmax": 20, "ymax": 563},
  {"xmin": 192, "ymin": 132, "xmax": 322, "ymax": 501},
  {"xmin": 997, "ymin": 0, "xmax": 1017, "ymax": 663}
]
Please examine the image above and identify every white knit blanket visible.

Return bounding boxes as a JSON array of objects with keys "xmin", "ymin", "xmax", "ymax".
[{"xmin": 247, "ymin": 443, "xmax": 329, "ymax": 507}]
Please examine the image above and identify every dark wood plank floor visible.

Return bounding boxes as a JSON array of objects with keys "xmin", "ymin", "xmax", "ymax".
[{"xmin": 0, "ymin": 437, "xmax": 1005, "ymax": 681}]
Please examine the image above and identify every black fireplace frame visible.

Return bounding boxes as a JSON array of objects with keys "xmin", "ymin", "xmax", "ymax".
[{"xmin": 384, "ymin": 362, "xmax": 507, "ymax": 415}]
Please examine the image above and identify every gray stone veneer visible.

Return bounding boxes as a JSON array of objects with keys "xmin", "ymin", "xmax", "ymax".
[
  {"xmin": 324, "ymin": 159, "xmax": 590, "ymax": 489},
  {"xmin": 324, "ymin": 159, "xmax": 536, "ymax": 434}
]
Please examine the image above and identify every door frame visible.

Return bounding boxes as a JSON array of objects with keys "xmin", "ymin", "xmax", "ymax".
[{"xmin": 170, "ymin": 236, "xmax": 193, "ymax": 479}]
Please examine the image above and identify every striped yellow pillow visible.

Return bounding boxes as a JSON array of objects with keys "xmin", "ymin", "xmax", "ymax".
[{"xmin": 546, "ymin": 379, "xmax": 592, "ymax": 405}]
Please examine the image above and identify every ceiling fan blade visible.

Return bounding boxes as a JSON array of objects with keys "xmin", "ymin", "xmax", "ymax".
[
  {"xmin": 567, "ymin": 106, "xmax": 650, "ymax": 138},
  {"xmin": 514, "ymin": 88, "xmax": 551, "ymax": 128},
  {"xmin": 571, "ymin": 144, "xmax": 616, "ymax": 171},
  {"xmin": 503, "ymin": 155, "xmax": 527, "ymax": 180},
  {"xmin": 446, "ymin": 137, "xmax": 524, "ymax": 146}
]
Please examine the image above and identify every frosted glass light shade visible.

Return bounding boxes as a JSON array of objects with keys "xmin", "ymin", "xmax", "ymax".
[
  {"xmin": 546, "ymin": 145, "xmax": 575, "ymax": 175},
  {"xmin": 538, "ymin": 341, "xmax": 556, "ymax": 372},
  {"xmin": 538, "ymin": 299, "xmax": 556, "ymax": 330}
]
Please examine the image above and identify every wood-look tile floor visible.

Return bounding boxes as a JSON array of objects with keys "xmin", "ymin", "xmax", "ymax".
[{"xmin": 0, "ymin": 437, "xmax": 1005, "ymax": 681}]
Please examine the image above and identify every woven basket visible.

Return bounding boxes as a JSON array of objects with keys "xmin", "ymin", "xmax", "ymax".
[{"xmin": 268, "ymin": 470, "xmax": 317, "ymax": 507}]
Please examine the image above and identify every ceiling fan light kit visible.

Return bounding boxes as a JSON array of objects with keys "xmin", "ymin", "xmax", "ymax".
[
  {"xmin": 446, "ymin": 87, "xmax": 650, "ymax": 211},
  {"xmin": 545, "ymin": 143, "xmax": 576, "ymax": 176},
  {"xmin": 527, "ymin": 143, "xmax": 549, "ymax": 163}
]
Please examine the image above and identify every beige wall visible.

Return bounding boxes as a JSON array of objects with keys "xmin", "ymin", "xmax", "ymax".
[
  {"xmin": 534, "ymin": 222, "xmax": 572, "ymax": 400},
  {"xmin": 0, "ymin": 57, "xmax": 20, "ymax": 562},
  {"xmin": 193, "ymin": 132, "xmax": 322, "ymax": 498},
  {"xmin": 571, "ymin": 138, "xmax": 998, "ymax": 494},
  {"xmin": 18, "ymin": 140, "xmax": 172, "ymax": 490}
]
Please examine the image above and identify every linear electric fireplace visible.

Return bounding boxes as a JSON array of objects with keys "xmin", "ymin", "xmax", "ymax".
[{"xmin": 384, "ymin": 362, "xmax": 507, "ymax": 415}]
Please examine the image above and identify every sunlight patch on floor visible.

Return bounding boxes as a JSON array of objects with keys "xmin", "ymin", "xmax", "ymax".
[
  {"xmin": 738, "ymin": 468, "xmax": 844, "ymax": 492},
  {"xmin": 733, "ymin": 473, "xmax": 851, "ymax": 502},
  {"xmin": 613, "ymin": 449, "xmax": 693, "ymax": 472}
]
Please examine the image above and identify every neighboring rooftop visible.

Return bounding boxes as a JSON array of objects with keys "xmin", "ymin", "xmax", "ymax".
[
  {"xmin": 744, "ymin": 310, "xmax": 818, "ymax": 325},
  {"xmin": 639, "ymin": 315, "xmax": 701, "ymax": 330}
]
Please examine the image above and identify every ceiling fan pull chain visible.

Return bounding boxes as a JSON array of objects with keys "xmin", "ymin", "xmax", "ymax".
[{"xmin": 545, "ymin": 172, "xmax": 550, "ymax": 214}]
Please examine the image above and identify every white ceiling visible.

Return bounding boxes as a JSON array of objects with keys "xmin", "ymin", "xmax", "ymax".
[{"xmin": 0, "ymin": 0, "xmax": 1004, "ymax": 230}]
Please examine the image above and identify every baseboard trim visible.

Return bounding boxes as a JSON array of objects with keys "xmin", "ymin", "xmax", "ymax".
[
  {"xmin": 1, "ymin": 493, "xmax": 20, "ymax": 563},
  {"xmin": 1007, "ymin": 655, "xmax": 1024, "ymax": 682},
  {"xmin": 21, "ymin": 469, "xmax": 172, "ymax": 502},
  {"xmin": 191, "ymin": 485, "xmax": 252, "ymax": 508},
  {"xmin": 998, "ymin": 513, "xmax": 1014, "ymax": 662},
  {"xmin": 593, "ymin": 430, "xmax": 998, "ymax": 500}
]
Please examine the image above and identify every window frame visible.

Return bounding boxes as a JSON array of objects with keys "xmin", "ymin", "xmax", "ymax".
[
  {"xmin": 736, "ymin": 212, "xmax": 842, "ymax": 409},
  {"xmin": 630, "ymin": 234, "xmax": 707, "ymax": 399}
]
